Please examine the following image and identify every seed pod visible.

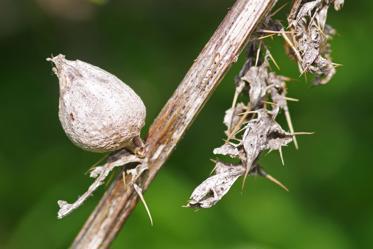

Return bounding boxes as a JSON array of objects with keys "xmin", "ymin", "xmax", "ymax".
[{"xmin": 48, "ymin": 54, "xmax": 146, "ymax": 153}]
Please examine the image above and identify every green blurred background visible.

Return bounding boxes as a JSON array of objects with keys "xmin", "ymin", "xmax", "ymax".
[{"xmin": 1, "ymin": 0, "xmax": 372, "ymax": 248}]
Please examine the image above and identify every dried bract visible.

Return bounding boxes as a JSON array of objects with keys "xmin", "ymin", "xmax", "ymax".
[
  {"xmin": 187, "ymin": 1, "xmax": 343, "ymax": 210},
  {"xmin": 242, "ymin": 109, "xmax": 292, "ymax": 173},
  {"xmin": 223, "ymin": 102, "xmax": 246, "ymax": 135},
  {"xmin": 287, "ymin": 0, "xmax": 343, "ymax": 85},
  {"xmin": 242, "ymin": 60, "xmax": 270, "ymax": 108},
  {"xmin": 57, "ymin": 150, "xmax": 142, "ymax": 219},
  {"xmin": 186, "ymin": 161, "xmax": 245, "ymax": 208},
  {"xmin": 48, "ymin": 54, "xmax": 146, "ymax": 153}
]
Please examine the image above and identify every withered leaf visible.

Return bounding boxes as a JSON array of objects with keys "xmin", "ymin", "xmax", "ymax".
[
  {"xmin": 223, "ymin": 102, "xmax": 246, "ymax": 134},
  {"xmin": 242, "ymin": 109, "xmax": 292, "ymax": 172},
  {"xmin": 186, "ymin": 161, "xmax": 245, "ymax": 208},
  {"xmin": 287, "ymin": 0, "xmax": 343, "ymax": 85},
  {"xmin": 213, "ymin": 143, "xmax": 240, "ymax": 158},
  {"xmin": 242, "ymin": 61, "xmax": 269, "ymax": 108}
]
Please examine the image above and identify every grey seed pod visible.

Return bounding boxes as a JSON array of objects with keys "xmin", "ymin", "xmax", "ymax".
[{"xmin": 48, "ymin": 54, "xmax": 146, "ymax": 153}]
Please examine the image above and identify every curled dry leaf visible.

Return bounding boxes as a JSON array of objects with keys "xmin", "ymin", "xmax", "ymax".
[
  {"xmin": 186, "ymin": 160, "xmax": 289, "ymax": 208},
  {"xmin": 242, "ymin": 109, "xmax": 292, "ymax": 172},
  {"xmin": 186, "ymin": 161, "xmax": 245, "ymax": 208},
  {"xmin": 223, "ymin": 102, "xmax": 246, "ymax": 136},
  {"xmin": 213, "ymin": 143, "xmax": 240, "ymax": 158},
  {"xmin": 57, "ymin": 150, "xmax": 142, "ymax": 219},
  {"xmin": 287, "ymin": 0, "xmax": 344, "ymax": 85},
  {"xmin": 268, "ymin": 72, "xmax": 289, "ymax": 116},
  {"xmin": 242, "ymin": 60, "xmax": 270, "ymax": 108}
]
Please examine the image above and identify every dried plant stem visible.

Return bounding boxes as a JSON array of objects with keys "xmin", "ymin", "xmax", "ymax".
[{"xmin": 71, "ymin": 0, "xmax": 277, "ymax": 248}]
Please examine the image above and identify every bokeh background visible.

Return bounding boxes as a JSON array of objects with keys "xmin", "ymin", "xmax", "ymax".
[{"xmin": 1, "ymin": 0, "xmax": 372, "ymax": 248}]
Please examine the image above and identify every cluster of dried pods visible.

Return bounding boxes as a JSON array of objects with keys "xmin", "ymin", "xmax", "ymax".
[{"xmin": 186, "ymin": 0, "xmax": 343, "ymax": 208}]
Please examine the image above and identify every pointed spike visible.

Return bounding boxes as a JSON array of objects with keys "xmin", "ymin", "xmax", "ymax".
[
  {"xmin": 284, "ymin": 108, "xmax": 298, "ymax": 149},
  {"xmin": 228, "ymin": 88, "xmax": 241, "ymax": 133},
  {"xmin": 227, "ymin": 104, "xmax": 252, "ymax": 142},
  {"xmin": 259, "ymin": 29, "xmax": 291, "ymax": 34},
  {"xmin": 209, "ymin": 159, "xmax": 218, "ymax": 175},
  {"xmin": 263, "ymin": 100, "xmax": 275, "ymax": 106},
  {"xmin": 238, "ymin": 110, "xmax": 257, "ymax": 116},
  {"xmin": 267, "ymin": 50, "xmax": 280, "ymax": 70},
  {"xmin": 265, "ymin": 148, "xmax": 273, "ymax": 156},
  {"xmin": 279, "ymin": 147, "xmax": 285, "ymax": 166},
  {"xmin": 133, "ymin": 183, "xmax": 154, "ymax": 226},
  {"xmin": 121, "ymin": 171, "xmax": 126, "ymax": 186},
  {"xmin": 281, "ymin": 31, "xmax": 302, "ymax": 64},
  {"xmin": 86, "ymin": 153, "xmax": 109, "ymax": 175},
  {"xmin": 255, "ymin": 41, "xmax": 262, "ymax": 67},
  {"xmin": 232, "ymin": 125, "xmax": 248, "ymax": 137},
  {"xmin": 284, "ymin": 96, "xmax": 299, "ymax": 102},
  {"xmin": 332, "ymin": 62, "xmax": 343, "ymax": 67},
  {"xmin": 241, "ymin": 164, "xmax": 251, "ymax": 190},
  {"xmin": 265, "ymin": 174, "xmax": 289, "ymax": 192},
  {"xmin": 290, "ymin": 132, "xmax": 314, "ymax": 135},
  {"xmin": 269, "ymin": 2, "xmax": 288, "ymax": 17},
  {"xmin": 258, "ymin": 33, "xmax": 276, "ymax": 40}
]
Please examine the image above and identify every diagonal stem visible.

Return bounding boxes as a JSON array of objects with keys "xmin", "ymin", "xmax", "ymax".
[{"xmin": 71, "ymin": 0, "xmax": 277, "ymax": 248}]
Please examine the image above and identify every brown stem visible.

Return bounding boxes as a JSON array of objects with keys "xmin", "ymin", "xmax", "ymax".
[{"xmin": 71, "ymin": 0, "xmax": 276, "ymax": 248}]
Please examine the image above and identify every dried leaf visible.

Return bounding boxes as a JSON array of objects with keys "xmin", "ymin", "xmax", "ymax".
[
  {"xmin": 267, "ymin": 72, "xmax": 288, "ymax": 117},
  {"xmin": 57, "ymin": 150, "xmax": 142, "ymax": 219},
  {"xmin": 287, "ymin": 0, "xmax": 343, "ymax": 85},
  {"xmin": 242, "ymin": 109, "xmax": 292, "ymax": 173},
  {"xmin": 186, "ymin": 161, "xmax": 289, "ymax": 209},
  {"xmin": 186, "ymin": 162, "xmax": 245, "ymax": 208},
  {"xmin": 223, "ymin": 102, "xmax": 246, "ymax": 134},
  {"xmin": 242, "ymin": 61, "xmax": 270, "ymax": 108},
  {"xmin": 213, "ymin": 143, "xmax": 240, "ymax": 158},
  {"xmin": 265, "ymin": 123, "xmax": 293, "ymax": 151}
]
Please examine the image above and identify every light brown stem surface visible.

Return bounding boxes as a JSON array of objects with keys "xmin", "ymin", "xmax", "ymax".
[{"xmin": 72, "ymin": 0, "xmax": 276, "ymax": 248}]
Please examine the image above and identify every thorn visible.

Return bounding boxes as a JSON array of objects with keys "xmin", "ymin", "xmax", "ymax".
[
  {"xmin": 265, "ymin": 174, "xmax": 289, "ymax": 192},
  {"xmin": 255, "ymin": 41, "xmax": 262, "ymax": 67},
  {"xmin": 104, "ymin": 169, "xmax": 115, "ymax": 188},
  {"xmin": 231, "ymin": 125, "xmax": 247, "ymax": 137},
  {"xmin": 281, "ymin": 30, "xmax": 302, "ymax": 64},
  {"xmin": 259, "ymin": 29, "xmax": 292, "ymax": 34},
  {"xmin": 227, "ymin": 104, "xmax": 252, "ymax": 142},
  {"xmin": 269, "ymin": 2, "xmax": 288, "ymax": 17},
  {"xmin": 228, "ymin": 83, "xmax": 243, "ymax": 133},
  {"xmin": 258, "ymin": 33, "xmax": 276, "ymax": 40},
  {"xmin": 290, "ymin": 132, "xmax": 314, "ymax": 135},
  {"xmin": 241, "ymin": 168, "xmax": 250, "ymax": 190},
  {"xmin": 86, "ymin": 153, "xmax": 109, "ymax": 175},
  {"xmin": 279, "ymin": 147, "xmax": 285, "ymax": 166},
  {"xmin": 303, "ymin": 71, "xmax": 308, "ymax": 83},
  {"xmin": 284, "ymin": 108, "xmax": 298, "ymax": 149},
  {"xmin": 209, "ymin": 159, "xmax": 218, "ymax": 175},
  {"xmin": 238, "ymin": 110, "xmax": 257, "ymax": 116},
  {"xmin": 225, "ymin": 137, "xmax": 241, "ymax": 143},
  {"xmin": 267, "ymin": 50, "xmax": 280, "ymax": 70},
  {"xmin": 266, "ymin": 149, "xmax": 273, "ymax": 156},
  {"xmin": 133, "ymin": 183, "xmax": 154, "ymax": 226},
  {"xmin": 332, "ymin": 62, "xmax": 343, "ymax": 67},
  {"xmin": 284, "ymin": 97, "xmax": 299, "ymax": 102},
  {"xmin": 263, "ymin": 100, "xmax": 275, "ymax": 106},
  {"xmin": 122, "ymin": 171, "xmax": 126, "ymax": 187}
]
